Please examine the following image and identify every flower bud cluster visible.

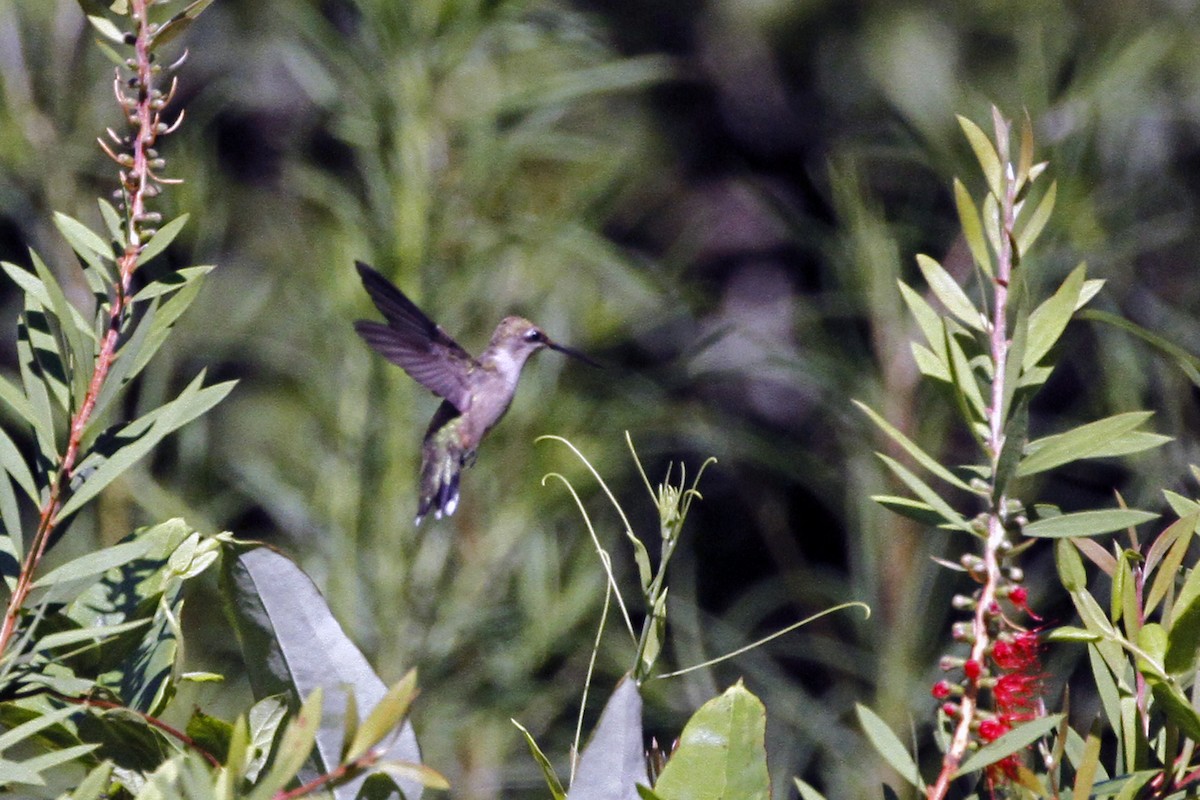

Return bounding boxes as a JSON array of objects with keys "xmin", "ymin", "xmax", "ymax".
[{"xmin": 932, "ymin": 550, "xmax": 1043, "ymax": 789}]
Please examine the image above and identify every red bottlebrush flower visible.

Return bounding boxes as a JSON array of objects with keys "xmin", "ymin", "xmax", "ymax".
[
  {"xmin": 963, "ymin": 658, "xmax": 983, "ymax": 680},
  {"xmin": 978, "ymin": 717, "xmax": 1010, "ymax": 741},
  {"xmin": 992, "ymin": 631, "xmax": 1039, "ymax": 673},
  {"xmin": 1007, "ymin": 585, "xmax": 1042, "ymax": 619},
  {"xmin": 994, "ymin": 673, "xmax": 1040, "ymax": 716},
  {"xmin": 932, "ymin": 680, "xmax": 953, "ymax": 699}
]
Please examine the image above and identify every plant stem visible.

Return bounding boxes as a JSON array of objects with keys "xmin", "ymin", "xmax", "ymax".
[
  {"xmin": 0, "ymin": 0, "xmax": 158, "ymax": 659},
  {"xmin": 928, "ymin": 115, "xmax": 1018, "ymax": 800}
]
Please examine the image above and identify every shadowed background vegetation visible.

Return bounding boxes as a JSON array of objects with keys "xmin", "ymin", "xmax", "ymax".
[{"xmin": 2, "ymin": 0, "xmax": 1200, "ymax": 797}]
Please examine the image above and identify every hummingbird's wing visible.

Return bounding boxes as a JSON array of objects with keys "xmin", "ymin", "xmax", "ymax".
[{"xmin": 354, "ymin": 261, "xmax": 475, "ymax": 412}]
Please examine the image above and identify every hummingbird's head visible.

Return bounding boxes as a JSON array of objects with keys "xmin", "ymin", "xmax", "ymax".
[{"xmin": 491, "ymin": 317, "xmax": 599, "ymax": 366}]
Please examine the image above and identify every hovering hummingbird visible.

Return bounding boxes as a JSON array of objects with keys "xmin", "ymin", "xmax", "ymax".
[{"xmin": 354, "ymin": 261, "xmax": 598, "ymax": 525}]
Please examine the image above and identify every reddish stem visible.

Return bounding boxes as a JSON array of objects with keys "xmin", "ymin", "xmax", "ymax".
[
  {"xmin": 48, "ymin": 690, "xmax": 220, "ymax": 769},
  {"xmin": 0, "ymin": 0, "xmax": 158, "ymax": 659},
  {"xmin": 273, "ymin": 752, "xmax": 379, "ymax": 800}
]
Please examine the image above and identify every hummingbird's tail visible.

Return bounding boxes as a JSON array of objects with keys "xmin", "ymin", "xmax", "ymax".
[{"xmin": 415, "ymin": 407, "xmax": 474, "ymax": 525}]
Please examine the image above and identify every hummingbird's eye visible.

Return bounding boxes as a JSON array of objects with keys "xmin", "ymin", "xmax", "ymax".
[{"xmin": 523, "ymin": 329, "xmax": 545, "ymax": 343}]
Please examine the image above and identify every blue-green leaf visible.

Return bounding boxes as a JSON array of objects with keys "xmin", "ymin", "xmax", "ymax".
[
  {"xmin": 855, "ymin": 704, "xmax": 921, "ymax": 788},
  {"xmin": 135, "ymin": 214, "xmax": 190, "ymax": 265},
  {"xmin": 954, "ymin": 179, "xmax": 992, "ymax": 277},
  {"xmin": 1017, "ymin": 411, "xmax": 1161, "ymax": 477},
  {"xmin": 957, "ymin": 115, "xmax": 1003, "ymax": 200},
  {"xmin": 1026, "ymin": 508, "xmax": 1159, "ymax": 538},
  {"xmin": 1023, "ymin": 265, "xmax": 1085, "ymax": 370},
  {"xmin": 955, "ymin": 714, "xmax": 1064, "ymax": 778},
  {"xmin": 1015, "ymin": 181, "xmax": 1057, "ymax": 256},
  {"xmin": 876, "ymin": 454, "xmax": 971, "ymax": 532},
  {"xmin": 915, "ymin": 254, "xmax": 984, "ymax": 331},
  {"xmin": 854, "ymin": 401, "xmax": 972, "ymax": 491}
]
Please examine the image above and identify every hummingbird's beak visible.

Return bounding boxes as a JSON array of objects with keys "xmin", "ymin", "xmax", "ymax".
[{"xmin": 548, "ymin": 340, "xmax": 602, "ymax": 367}]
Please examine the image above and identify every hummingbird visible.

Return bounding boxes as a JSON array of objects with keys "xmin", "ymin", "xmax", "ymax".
[{"xmin": 353, "ymin": 261, "xmax": 598, "ymax": 525}]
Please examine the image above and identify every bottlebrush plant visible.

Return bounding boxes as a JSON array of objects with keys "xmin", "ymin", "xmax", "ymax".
[
  {"xmin": 847, "ymin": 109, "xmax": 1200, "ymax": 800},
  {"xmin": 0, "ymin": 2, "xmax": 442, "ymax": 797}
]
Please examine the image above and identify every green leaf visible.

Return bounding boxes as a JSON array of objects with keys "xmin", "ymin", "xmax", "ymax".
[
  {"xmin": 54, "ymin": 211, "xmax": 114, "ymax": 264},
  {"xmin": 876, "ymin": 454, "xmax": 972, "ymax": 533},
  {"xmin": 854, "ymin": 401, "xmax": 971, "ymax": 491},
  {"xmin": 910, "ymin": 342, "xmax": 951, "ymax": 383},
  {"xmin": 898, "ymin": 281, "xmax": 947, "ymax": 364},
  {"xmin": 1015, "ymin": 180, "xmax": 1057, "ymax": 256},
  {"xmin": 131, "ymin": 265, "xmax": 214, "ymax": 301},
  {"xmin": 654, "ymin": 682, "xmax": 768, "ymax": 800},
  {"xmin": 1023, "ymin": 264, "xmax": 1085, "ymax": 370},
  {"xmin": 58, "ymin": 375, "xmax": 236, "ymax": 519},
  {"xmin": 16, "ymin": 303, "xmax": 60, "ymax": 461},
  {"xmin": 855, "ymin": 704, "xmax": 921, "ymax": 788},
  {"xmin": 86, "ymin": 13, "xmax": 125, "ymax": 43},
  {"xmin": 1145, "ymin": 513, "xmax": 1200, "ymax": 614},
  {"xmin": 1055, "ymin": 538, "xmax": 1087, "ymax": 592},
  {"xmin": 375, "ymin": 761, "xmax": 450, "ymax": 791},
  {"xmin": 1025, "ymin": 508, "xmax": 1158, "ymax": 538},
  {"xmin": 954, "ymin": 179, "xmax": 992, "ymax": 277},
  {"xmin": 222, "ymin": 545, "xmax": 423, "ymax": 799},
  {"xmin": 125, "ymin": 276, "xmax": 208, "ymax": 381},
  {"xmin": 513, "ymin": 718, "xmax": 566, "ymax": 800},
  {"xmin": 32, "ymin": 535, "xmax": 157, "ymax": 596},
  {"xmin": 186, "ymin": 708, "xmax": 233, "ymax": 764},
  {"xmin": 1166, "ymin": 564, "xmax": 1200, "ymax": 674},
  {"xmin": 0, "ymin": 429, "xmax": 35, "ymax": 507},
  {"xmin": 955, "ymin": 714, "xmax": 1064, "ymax": 777},
  {"xmin": 68, "ymin": 762, "xmax": 114, "ymax": 800},
  {"xmin": 871, "ymin": 495, "xmax": 947, "ymax": 527},
  {"xmin": 246, "ymin": 695, "xmax": 287, "ymax": 782},
  {"xmin": 957, "ymin": 115, "xmax": 1003, "ymax": 200},
  {"xmin": 1017, "ymin": 411, "xmax": 1159, "ymax": 477},
  {"xmin": 942, "ymin": 325, "xmax": 987, "ymax": 423},
  {"xmin": 1081, "ymin": 309, "xmax": 1200, "ymax": 390},
  {"xmin": 1149, "ymin": 681, "xmax": 1200, "ymax": 741},
  {"xmin": 1046, "ymin": 626, "xmax": 1101, "ymax": 643},
  {"xmin": 248, "ymin": 688, "xmax": 324, "ymax": 800},
  {"xmin": 914, "ymin": 254, "xmax": 984, "ymax": 331},
  {"xmin": 149, "ymin": 0, "xmax": 216, "ymax": 51},
  {"xmin": 1071, "ymin": 720, "xmax": 1103, "ymax": 800},
  {"xmin": 135, "ymin": 213, "xmax": 190, "ymax": 265},
  {"xmin": 0, "ymin": 372, "xmax": 40, "ymax": 434},
  {"xmin": 344, "ymin": 670, "xmax": 418, "ymax": 762},
  {"xmin": 566, "ymin": 676, "xmax": 645, "ymax": 800},
  {"xmin": 991, "ymin": 398, "xmax": 1028, "ymax": 504}
]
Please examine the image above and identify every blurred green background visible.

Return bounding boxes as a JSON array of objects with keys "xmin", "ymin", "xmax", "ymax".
[{"xmin": 3, "ymin": 0, "xmax": 1200, "ymax": 797}]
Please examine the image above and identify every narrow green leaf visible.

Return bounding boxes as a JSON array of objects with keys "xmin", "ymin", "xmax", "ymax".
[
  {"xmin": 0, "ymin": 467, "xmax": 23, "ymax": 580},
  {"xmin": 1026, "ymin": 508, "xmax": 1158, "ymax": 538},
  {"xmin": 513, "ymin": 719, "xmax": 566, "ymax": 800},
  {"xmin": 97, "ymin": 199, "xmax": 124, "ymax": 246},
  {"xmin": 943, "ymin": 325, "xmax": 987, "ymax": 424},
  {"xmin": 991, "ymin": 398, "xmax": 1028, "ymax": 504},
  {"xmin": 1071, "ymin": 720, "xmax": 1103, "ymax": 800},
  {"xmin": 17, "ymin": 300, "xmax": 65, "ymax": 455},
  {"xmin": 982, "ymin": 192, "xmax": 1002, "ymax": 261},
  {"xmin": 135, "ymin": 214, "xmax": 190, "ymax": 265},
  {"xmin": 1165, "ymin": 558, "xmax": 1200, "ymax": 674},
  {"xmin": 854, "ymin": 401, "xmax": 971, "ymax": 491},
  {"xmin": 0, "ymin": 427, "xmax": 36, "ymax": 503},
  {"xmin": 0, "ymin": 372, "xmax": 40, "ymax": 433},
  {"xmin": 910, "ymin": 343, "xmax": 951, "ymax": 382},
  {"xmin": 15, "ymin": 743, "xmax": 99, "ymax": 777},
  {"xmin": 1149, "ymin": 681, "xmax": 1200, "ymax": 741},
  {"xmin": 1017, "ymin": 111, "xmax": 1035, "ymax": 191},
  {"xmin": 149, "ymin": 0, "xmax": 215, "ymax": 50},
  {"xmin": 29, "ymin": 251, "xmax": 93, "ymax": 400},
  {"xmin": 373, "ymin": 762, "xmax": 449, "ymax": 791},
  {"xmin": 0, "ymin": 704, "xmax": 78, "ymax": 750},
  {"xmin": 957, "ymin": 715, "xmax": 1064, "ymax": 777},
  {"xmin": 1046, "ymin": 626, "xmax": 1101, "ymax": 643},
  {"xmin": 855, "ymin": 704, "xmax": 921, "ymax": 788},
  {"xmin": 1146, "ymin": 510, "xmax": 1199, "ymax": 582},
  {"xmin": 1017, "ymin": 411, "xmax": 1158, "ymax": 477},
  {"xmin": 915, "ymin": 254, "xmax": 984, "ymax": 331},
  {"xmin": 32, "ymin": 617, "xmax": 151, "ymax": 653},
  {"xmin": 1081, "ymin": 309, "xmax": 1200, "ymax": 390},
  {"xmin": 4, "ymin": 259, "xmax": 95, "ymax": 342},
  {"xmin": 69, "ymin": 762, "xmax": 114, "ymax": 800},
  {"xmin": 654, "ymin": 682, "xmax": 769, "ymax": 800},
  {"xmin": 58, "ymin": 377, "xmax": 236, "ymax": 519},
  {"xmin": 1088, "ymin": 645, "xmax": 1123, "ymax": 737},
  {"xmin": 345, "ymin": 670, "xmax": 418, "ymax": 762},
  {"xmin": 898, "ymin": 281, "xmax": 947, "ymax": 362},
  {"xmin": 247, "ymin": 688, "xmax": 323, "ymax": 800},
  {"xmin": 1055, "ymin": 538, "xmax": 1087, "ymax": 592},
  {"xmin": 954, "ymin": 179, "xmax": 992, "ymax": 277},
  {"xmin": 1015, "ymin": 181, "xmax": 1057, "ymax": 256},
  {"xmin": 1023, "ymin": 265, "xmax": 1085, "ymax": 370},
  {"xmin": 876, "ymin": 454, "xmax": 972, "ymax": 533},
  {"xmin": 32, "ymin": 535, "xmax": 157, "ymax": 591},
  {"xmin": 53, "ymin": 211, "xmax": 114, "ymax": 264},
  {"xmin": 957, "ymin": 115, "xmax": 1003, "ymax": 200},
  {"xmin": 127, "ymin": 276, "xmax": 208, "ymax": 379},
  {"xmin": 86, "ymin": 14, "xmax": 125, "ymax": 43},
  {"xmin": 998, "ymin": 299, "xmax": 1029, "ymax": 436},
  {"xmin": 131, "ymin": 265, "xmax": 214, "ymax": 301},
  {"xmin": 872, "ymin": 495, "xmax": 948, "ymax": 527}
]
